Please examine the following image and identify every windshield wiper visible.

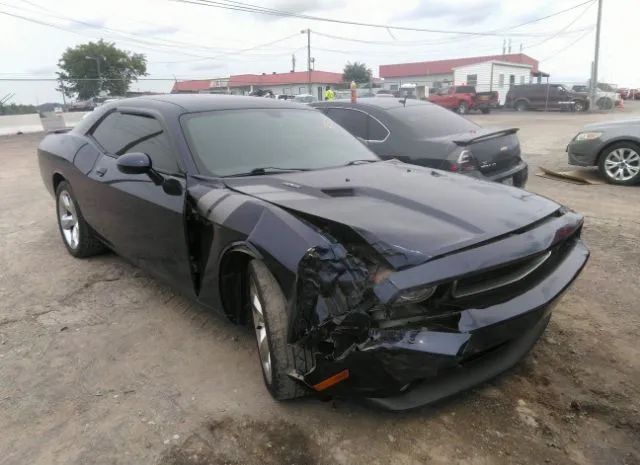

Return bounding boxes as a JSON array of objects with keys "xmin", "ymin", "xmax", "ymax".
[
  {"xmin": 344, "ymin": 159, "xmax": 379, "ymax": 166},
  {"xmin": 223, "ymin": 166, "xmax": 310, "ymax": 177}
]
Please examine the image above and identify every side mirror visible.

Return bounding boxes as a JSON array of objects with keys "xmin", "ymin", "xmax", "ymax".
[
  {"xmin": 117, "ymin": 152, "xmax": 152, "ymax": 175},
  {"xmin": 117, "ymin": 152, "xmax": 164, "ymax": 185}
]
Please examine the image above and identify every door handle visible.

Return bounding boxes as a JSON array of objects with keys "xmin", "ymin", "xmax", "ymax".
[{"xmin": 95, "ymin": 166, "xmax": 107, "ymax": 177}]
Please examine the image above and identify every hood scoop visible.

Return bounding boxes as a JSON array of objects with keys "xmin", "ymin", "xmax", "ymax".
[{"xmin": 322, "ymin": 187, "xmax": 355, "ymax": 197}]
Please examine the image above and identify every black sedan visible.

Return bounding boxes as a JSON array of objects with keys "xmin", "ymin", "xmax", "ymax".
[
  {"xmin": 311, "ymin": 99, "xmax": 529, "ymax": 187},
  {"xmin": 38, "ymin": 95, "xmax": 588, "ymax": 410}
]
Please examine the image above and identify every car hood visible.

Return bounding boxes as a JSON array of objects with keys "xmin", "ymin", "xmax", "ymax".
[
  {"xmin": 223, "ymin": 161, "xmax": 560, "ymax": 268},
  {"xmin": 583, "ymin": 119, "xmax": 640, "ymax": 130}
]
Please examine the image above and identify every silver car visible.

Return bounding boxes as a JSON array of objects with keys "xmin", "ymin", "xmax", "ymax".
[{"xmin": 567, "ymin": 119, "xmax": 640, "ymax": 185}]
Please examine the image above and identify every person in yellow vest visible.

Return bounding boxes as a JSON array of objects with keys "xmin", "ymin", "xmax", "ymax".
[{"xmin": 324, "ymin": 85, "xmax": 335, "ymax": 101}]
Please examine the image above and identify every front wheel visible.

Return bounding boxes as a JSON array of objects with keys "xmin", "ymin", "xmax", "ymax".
[
  {"xmin": 55, "ymin": 181, "xmax": 106, "ymax": 258},
  {"xmin": 573, "ymin": 100, "xmax": 587, "ymax": 112},
  {"xmin": 248, "ymin": 260, "xmax": 309, "ymax": 400},
  {"xmin": 598, "ymin": 142, "xmax": 640, "ymax": 185},
  {"xmin": 457, "ymin": 101, "xmax": 468, "ymax": 114}
]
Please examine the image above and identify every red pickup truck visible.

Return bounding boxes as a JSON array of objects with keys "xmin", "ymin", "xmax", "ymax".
[{"xmin": 428, "ymin": 85, "xmax": 498, "ymax": 114}]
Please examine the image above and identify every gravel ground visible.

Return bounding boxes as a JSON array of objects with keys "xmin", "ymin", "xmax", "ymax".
[{"xmin": 1, "ymin": 104, "xmax": 639, "ymax": 465}]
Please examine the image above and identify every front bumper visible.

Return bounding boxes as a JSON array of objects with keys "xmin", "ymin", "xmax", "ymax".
[
  {"xmin": 301, "ymin": 223, "xmax": 588, "ymax": 410},
  {"xmin": 567, "ymin": 140, "xmax": 602, "ymax": 166}
]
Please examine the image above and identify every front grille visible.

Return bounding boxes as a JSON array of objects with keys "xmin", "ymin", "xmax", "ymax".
[{"xmin": 452, "ymin": 251, "xmax": 552, "ymax": 299}]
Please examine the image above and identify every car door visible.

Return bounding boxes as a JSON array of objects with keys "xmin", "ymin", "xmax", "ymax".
[{"xmin": 82, "ymin": 109, "xmax": 194, "ymax": 296}]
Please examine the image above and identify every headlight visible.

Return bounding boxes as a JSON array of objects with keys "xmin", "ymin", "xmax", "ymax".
[
  {"xmin": 372, "ymin": 266, "xmax": 437, "ymax": 306},
  {"xmin": 574, "ymin": 132, "xmax": 602, "ymax": 141},
  {"xmin": 393, "ymin": 286, "xmax": 437, "ymax": 306}
]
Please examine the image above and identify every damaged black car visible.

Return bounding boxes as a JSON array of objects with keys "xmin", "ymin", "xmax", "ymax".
[{"xmin": 38, "ymin": 95, "xmax": 589, "ymax": 410}]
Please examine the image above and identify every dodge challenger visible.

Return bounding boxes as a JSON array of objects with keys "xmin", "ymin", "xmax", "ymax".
[{"xmin": 38, "ymin": 95, "xmax": 589, "ymax": 410}]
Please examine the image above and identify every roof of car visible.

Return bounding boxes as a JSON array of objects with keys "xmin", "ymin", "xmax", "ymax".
[
  {"xmin": 312, "ymin": 98, "xmax": 429, "ymax": 110},
  {"xmin": 114, "ymin": 93, "xmax": 313, "ymax": 112}
]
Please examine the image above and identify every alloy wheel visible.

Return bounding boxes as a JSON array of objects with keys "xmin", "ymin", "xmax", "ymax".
[
  {"xmin": 604, "ymin": 147, "xmax": 640, "ymax": 181},
  {"xmin": 250, "ymin": 278, "xmax": 273, "ymax": 384},
  {"xmin": 58, "ymin": 190, "xmax": 80, "ymax": 249}
]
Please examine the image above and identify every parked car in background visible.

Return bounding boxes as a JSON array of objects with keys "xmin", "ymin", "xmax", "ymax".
[
  {"xmin": 570, "ymin": 83, "xmax": 621, "ymax": 110},
  {"xmin": 68, "ymin": 98, "xmax": 98, "ymax": 112},
  {"xmin": 427, "ymin": 85, "xmax": 498, "ymax": 114},
  {"xmin": 506, "ymin": 84, "xmax": 588, "ymax": 112},
  {"xmin": 312, "ymin": 98, "xmax": 528, "ymax": 187},
  {"xmin": 37, "ymin": 94, "xmax": 588, "ymax": 409},
  {"xmin": 567, "ymin": 119, "xmax": 640, "ymax": 185},
  {"xmin": 293, "ymin": 93, "xmax": 317, "ymax": 104}
]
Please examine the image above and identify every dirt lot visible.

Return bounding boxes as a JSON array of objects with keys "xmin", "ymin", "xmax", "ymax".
[{"xmin": 1, "ymin": 104, "xmax": 639, "ymax": 465}]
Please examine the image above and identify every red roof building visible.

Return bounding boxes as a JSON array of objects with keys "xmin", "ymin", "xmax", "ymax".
[
  {"xmin": 229, "ymin": 70, "xmax": 343, "ymax": 87},
  {"xmin": 380, "ymin": 53, "xmax": 539, "ymax": 78},
  {"xmin": 171, "ymin": 71, "xmax": 344, "ymax": 98}
]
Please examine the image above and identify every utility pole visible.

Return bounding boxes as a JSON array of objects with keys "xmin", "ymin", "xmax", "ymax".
[
  {"xmin": 291, "ymin": 54, "xmax": 296, "ymax": 72},
  {"xmin": 590, "ymin": 0, "xmax": 603, "ymax": 111},
  {"xmin": 85, "ymin": 55, "xmax": 103, "ymax": 95},
  {"xmin": 301, "ymin": 28, "xmax": 311, "ymax": 94}
]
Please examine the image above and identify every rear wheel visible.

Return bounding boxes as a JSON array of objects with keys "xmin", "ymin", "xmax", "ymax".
[
  {"xmin": 55, "ymin": 181, "xmax": 106, "ymax": 258},
  {"xmin": 248, "ymin": 260, "xmax": 309, "ymax": 400},
  {"xmin": 597, "ymin": 97, "xmax": 613, "ymax": 110},
  {"xmin": 480, "ymin": 107, "xmax": 491, "ymax": 114},
  {"xmin": 515, "ymin": 100, "xmax": 528, "ymax": 112},
  {"xmin": 598, "ymin": 142, "xmax": 640, "ymax": 185},
  {"xmin": 457, "ymin": 101, "xmax": 468, "ymax": 114}
]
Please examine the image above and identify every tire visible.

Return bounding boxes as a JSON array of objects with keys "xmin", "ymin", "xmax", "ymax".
[
  {"xmin": 457, "ymin": 101, "xmax": 468, "ymax": 114},
  {"xmin": 573, "ymin": 100, "xmax": 586, "ymax": 112},
  {"xmin": 597, "ymin": 142, "xmax": 640, "ymax": 186},
  {"xmin": 597, "ymin": 97, "xmax": 613, "ymax": 110},
  {"xmin": 515, "ymin": 100, "xmax": 528, "ymax": 112},
  {"xmin": 248, "ymin": 260, "xmax": 310, "ymax": 400},
  {"xmin": 55, "ymin": 181, "xmax": 106, "ymax": 258},
  {"xmin": 480, "ymin": 107, "xmax": 490, "ymax": 114}
]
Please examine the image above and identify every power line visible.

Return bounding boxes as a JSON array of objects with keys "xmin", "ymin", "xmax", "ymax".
[
  {"xmin": 524, "ymin": 1, "xmax": 595, "ymax": 49},
  {"xmin": 171, "ymin": 0, "xmax": 595, "ymax": 36},
  {"xmin": 0, "ymin": 6, "xmax": 302, "ymax": 63},
  {"xmin": 539, "ymin": 27, "xmax": 595, "ymax": 62},
  {"xmin": 152, "ymin": 34, "xmax": 302, "ymax": 64},
  {"xmin": 0, "ymin": 2, "xmax": 300, "ymax": 59}
]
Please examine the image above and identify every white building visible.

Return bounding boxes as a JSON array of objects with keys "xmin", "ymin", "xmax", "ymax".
[
  {"xmin": 379, "ymin": 53, "xmax": 547, "ymax": 103},
  {"xmin": 452, "ymin": 61, "xmax": 534, "ymax": 105}
]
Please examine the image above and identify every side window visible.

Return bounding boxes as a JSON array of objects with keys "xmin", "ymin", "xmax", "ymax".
[
  {"xmin": 325, "ymin": 108, "xmax": 367, "ymax": 139},
  {"xmin": 91, "ymin": 112, "xmax": 179, "ymax": 173},
  {"xmin": 367, "ymin": 115, "xmax": 389, "ymax": 141},
  {"xmin": 466, "ymin": 75, "xmax": 478, "ymax": 86}
]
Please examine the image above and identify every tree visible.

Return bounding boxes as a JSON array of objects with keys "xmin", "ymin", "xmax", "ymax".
[
  {"xmin": 343, "ymin": 62, "xmax": 372, "ymax": 84},
  {"xmin": 57, "ymin": 40, "xmax": 147, "ymax": 100}
]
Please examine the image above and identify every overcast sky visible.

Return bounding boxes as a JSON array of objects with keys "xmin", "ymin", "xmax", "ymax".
[{"xmin": 1, "ymin": 0, "xmax": 638, "ymax": 104}]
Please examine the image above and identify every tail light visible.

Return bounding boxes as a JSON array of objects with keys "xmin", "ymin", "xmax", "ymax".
[{"xmin": 448, "ymin": 149, "xmax": 478, "ymax": 172}]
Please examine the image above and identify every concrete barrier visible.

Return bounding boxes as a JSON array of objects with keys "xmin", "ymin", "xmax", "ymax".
[
  {"xmin": 62, "ymin": 111, "xmax": 90, "ymax": 127},
  {"xmin": 0, "ymin": 114, "xmax": 44, "ymax": 136}
]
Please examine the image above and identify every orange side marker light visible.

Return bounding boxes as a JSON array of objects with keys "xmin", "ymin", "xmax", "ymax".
[{"xmin": 312, "ymin": 369, "xmax": 350, "ymax": 392}]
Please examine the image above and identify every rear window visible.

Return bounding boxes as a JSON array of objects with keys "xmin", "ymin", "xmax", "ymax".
[
  {"xmin": 388, "ymin": 103, "xmax": 478, "ymax": 138},
  {"xmin": 456, "ymin": 86, "xmax": 475, "ymax": 93}
]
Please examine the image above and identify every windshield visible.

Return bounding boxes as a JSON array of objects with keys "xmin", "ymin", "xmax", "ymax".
[
  {"xmin": 389, "ymin": 103, "xmax": 478, "ymax": 138},
  {"xmin": 182, "ymin": 108, "xmax": 378, "ymax": 177}
]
